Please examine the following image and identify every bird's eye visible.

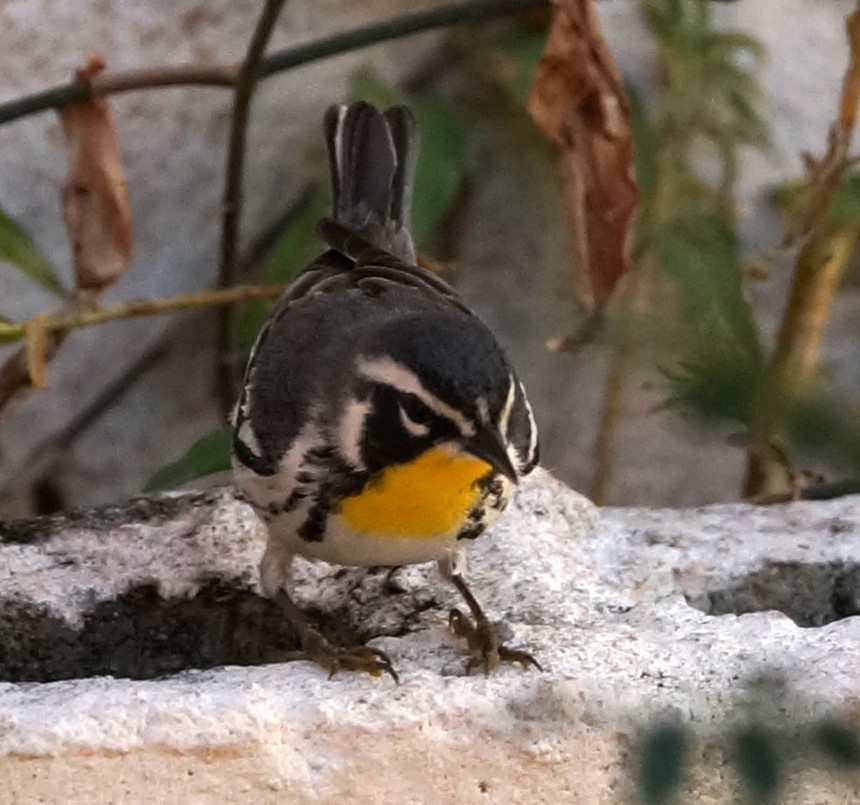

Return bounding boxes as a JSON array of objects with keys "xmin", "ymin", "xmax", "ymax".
[
  {"xmin": 398, "ymin": 394, "xmax": 434, "ymax": 437},
  {"xmin": 400, "ymin": 393, "xmax": 435, "ymax": 424}
]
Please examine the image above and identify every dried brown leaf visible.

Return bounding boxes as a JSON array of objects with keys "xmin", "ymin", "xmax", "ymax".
[
  {"xmin": 526, "ymin": 0, "xmax": 638, "ymax": 310},
  {"xmin": 59, "ymin": 54, "xmax": 133, "ymax": 292}
]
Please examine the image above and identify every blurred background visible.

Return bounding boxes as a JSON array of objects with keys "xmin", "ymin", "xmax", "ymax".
[{"xmin": 0, "ymin": 0, "xmax": 858, "ymax": 518}]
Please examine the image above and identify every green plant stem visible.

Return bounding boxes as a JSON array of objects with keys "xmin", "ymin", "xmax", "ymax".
[
  {"xmin": 216, "ymin": 0, "xmax": 289, "ymax": 416},
  {"xmin": 743, "ymin": 223, "xmax": 860, "ymax": 497},
  {"xmin": 768, "ymin": 227, "xmax": 860, "ymax": 392},
  {"xmin": 0, "ymin": 0, "xmax": 547, "ymax": 127},
  {"xmin": 743, "ymin": 5, "xmax": 860, "ymax": 498},
  {"xmin": 590, "ymin": 341, "xmax": 630, "ymax": 505}
]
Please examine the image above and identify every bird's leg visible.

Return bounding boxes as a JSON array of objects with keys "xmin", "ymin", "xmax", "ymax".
[
  {"xmin": 274, "ymin": 588, "xmax": 398, "ymax": 682},
  {"xmin": 447, "ymin": 573, "xmax": 541, "ymax": 675}
]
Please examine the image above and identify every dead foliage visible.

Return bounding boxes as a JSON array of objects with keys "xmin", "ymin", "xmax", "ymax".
[{"xmin": 527, "ymin": 0, "xmax": 638, "ymax": 310}]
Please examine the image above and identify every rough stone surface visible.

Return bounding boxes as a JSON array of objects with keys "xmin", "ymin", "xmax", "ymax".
[
  {"xmin": 1, "ymin": 1, "xmax": 859, "ymax": 514},
  {"xmin": 1, "ymin": 471, "xmax": 859, "ymax": 803}
]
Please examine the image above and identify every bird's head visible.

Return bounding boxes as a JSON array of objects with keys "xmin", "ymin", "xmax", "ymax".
[{"xmin": 338, "ymin": 314, "xmax": 537, "ymax": 482}]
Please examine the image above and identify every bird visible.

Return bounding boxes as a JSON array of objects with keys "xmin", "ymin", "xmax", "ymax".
[{"xmin": 231, "ymin": 101, "xmax": 540, "ymax": 680}]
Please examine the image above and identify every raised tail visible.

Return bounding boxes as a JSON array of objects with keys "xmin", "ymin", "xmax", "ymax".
[{"xmin": 323, "ymin": 102, "xmax": 418, "ymax": 264}]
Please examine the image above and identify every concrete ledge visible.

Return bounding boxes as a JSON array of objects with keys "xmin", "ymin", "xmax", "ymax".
[{"xmin": 1, "ymin": 471, "xmax": 859, "ymax": 803}]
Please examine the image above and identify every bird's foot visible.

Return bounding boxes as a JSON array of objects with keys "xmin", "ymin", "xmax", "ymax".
[
  {"xmin": 287, "ymin": 627, "xmax": 399, "ymax": 683},
  {"xmin": 448, "ymin": 608, "xmax": 542, "ymax": 675},
  {"xmin": 274, "ymin": 589, "xmax": 398, "ymax": 682}
]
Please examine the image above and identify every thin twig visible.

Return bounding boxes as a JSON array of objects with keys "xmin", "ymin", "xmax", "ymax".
[
  {"xmin": 95, "ymin": 64, "xmax": 238, "ymax": 94},
  {"xmin": 0, "ymin": 0, "xmax": 547, "ymax": 127},
  {"xmin": 235, "ymin": 182, "xmax": 319, "ymax": 282},
  {"xmin": 0, "ymin": 284, "xmax": 285, "ymax": 344},
  {"xmin": 216, "ymin": 0, "xmax": 289, "ymax": 415},
  {"xmin": 589, "ymin": 342, "xmax": 630, "ymax": 505}
]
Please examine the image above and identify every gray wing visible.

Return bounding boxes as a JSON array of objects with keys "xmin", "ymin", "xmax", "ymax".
[
  {"xmin": 231, "ymin": 248, "xmax": 470, "ymax": 476},
  {"xmin": 506, "ymin": 380, "xmax": 540, "ymax": 475}
]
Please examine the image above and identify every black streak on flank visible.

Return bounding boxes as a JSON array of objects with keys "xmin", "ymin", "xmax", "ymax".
[
  {"xmin": 282, "ymin": 489, "xmax": 307, "ymax": 512},
  {"xmin": 457, "ymin": 522, "xmax": 486, "ymax": 541},
  {"xmin": 298, "ymin": 501, "xmax": 330, "ymax": 543}
]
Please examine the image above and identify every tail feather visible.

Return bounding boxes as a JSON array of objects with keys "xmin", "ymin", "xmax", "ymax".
[
  {"xmin": 323, "ymin": 101, "xmax": 418, "ymax": 264},
  {"xmin": 384, "ymin": 106, "xmax": 418, "ymax": 235}
]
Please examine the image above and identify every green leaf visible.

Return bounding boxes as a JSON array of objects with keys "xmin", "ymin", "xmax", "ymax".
[
  {"xmin": 348, "ymin": 66, "xmax": 472, "ymax": 246},
  {"xmin": 767, "ymin": 176, "xmax": 803, "ymax": 213},
  {"xmin": 348, "ymin": 65, "xmax": 404, "ymax": 109},
  {"xmin": 0, "ymin": 208, "xmax": 66, "ymax": 296},
  {"xmin": 769, "ymin": 171, "xmax": 860, "ymax": 235},
  {"xmin": 0, "ymin": 316, "xmax": 22, "ymax": 345},
  {"xmin": 493, "ymin": 28, "xmax": 547, "ymax": 103},
  {"xmin": 641, "ymin": 0, "xmax": 768, "ymax": 154},
  {"xmin": 230, "ymin": 188, "xmax": 329, "ymax": 352},
  {"xmin": 653, "ymin": 203, "xmax": 763, "ymax": 423},
  {"xmin": 408, "ymin": 95, "xmax": 471, "ymax": 244},
  {"xmin": 712, "ymin": 30, "xmax": 768, "ymax": 61},
  {"xmin": 629, "ymin": 85, "xmax": 660, "ymax": 203},
  {"xmin": 145, "ymin": 426, "xmax": 232, "ymax": 492},
  {"xmin": 788, "ymin": 390, "xmax": 860, "ymax": 478},
  {"xmin": 660, "ymin": 343, "xmax": 761, "ymax": 424},
  {"xmin": 654, "ymin": 203, "xmax": 760, "ymax": 352},
  {"xmin": 230, "ymin": 299, "xmax": 271, "ymax": 353},
  {"xmin": 0, "ymin": 312, "xmax": 22, "ymax": 344},
  {"xmin": 828, "ymin": 172, "xmax": 860, "ymax": 231},
  {"xmin": 263, "ymin": 190, "xmax": 329, "ymax": 285}
]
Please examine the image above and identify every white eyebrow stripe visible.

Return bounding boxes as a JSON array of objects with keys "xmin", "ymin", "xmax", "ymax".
[{"xmin": 356, "ymin": 355, "xmax": 475, "ymax": 437}]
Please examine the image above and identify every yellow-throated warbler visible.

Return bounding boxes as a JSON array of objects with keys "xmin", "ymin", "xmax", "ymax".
[{"xmin": 232, "ymin": 102, "xmax": 540, "ymax": 680}]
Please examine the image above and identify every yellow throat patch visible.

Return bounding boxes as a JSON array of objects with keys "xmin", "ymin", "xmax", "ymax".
[{"xmin": 339, "ymin": 446, "xmax": 492, "ymax": 539}]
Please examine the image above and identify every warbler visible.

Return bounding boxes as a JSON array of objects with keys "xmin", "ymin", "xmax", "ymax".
[{"xmin": 232, "ymin": 101, "xmax": 540, "ymax": 680}]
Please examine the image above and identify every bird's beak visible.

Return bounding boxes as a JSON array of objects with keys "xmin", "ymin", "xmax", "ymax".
[{"xmin": 464, "ymin": 428, "xmax": 518, "ymax": 483}]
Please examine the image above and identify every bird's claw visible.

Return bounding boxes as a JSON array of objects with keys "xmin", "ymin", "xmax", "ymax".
[
  {"xmin": 289, "ymin": 629, "xmax": 399, "ymax": 683},
  {"xmin": 448, "ymin": 607, "xmax": 542, "ymax": 675}
]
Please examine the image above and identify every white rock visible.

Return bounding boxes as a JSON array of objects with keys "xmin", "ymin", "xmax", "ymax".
[
  {"xmin": 1, "ymin": 471, "xmax": 859, "ymax": 802},
  {"xmin": 2, "ymin": 1, "xmax": 859, "ymax": 513}
]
